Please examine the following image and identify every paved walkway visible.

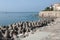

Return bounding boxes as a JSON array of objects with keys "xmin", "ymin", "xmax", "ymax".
[
  {"xmin": 40, "ymin": 18, "xmax": 60, "ymax": 40},
  {"xmin": 21, "ymin": 31, "xmax": 51, "ymax": 40}
]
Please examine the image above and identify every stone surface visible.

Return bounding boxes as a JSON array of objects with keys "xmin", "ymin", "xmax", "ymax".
[
  {"xmin": 40, "ymin": 18, "xmax": 60, "ymax": 40},
  {"xmin": 20, "ymin": 18, "xmax": 60, "ymax": 40}
]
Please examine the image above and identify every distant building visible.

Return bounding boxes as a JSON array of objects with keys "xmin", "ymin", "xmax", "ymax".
[
  {"xmin": 53, "ymin": 3, "xmax": 60, "ymax": 11},
  {"xmin": 39, "ymin": 3, "xmax": 60, "ymax": 18}
]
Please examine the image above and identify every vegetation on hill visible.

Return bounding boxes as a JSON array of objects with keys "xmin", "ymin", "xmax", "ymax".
[{"xmin": 43, "ymin": 6, "xmax": 53, "ymax": 11}]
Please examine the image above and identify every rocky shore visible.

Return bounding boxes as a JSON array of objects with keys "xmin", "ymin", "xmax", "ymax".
[{"xmin": 0, "ymin": 17, "xmax": 55, "ymax": 40}]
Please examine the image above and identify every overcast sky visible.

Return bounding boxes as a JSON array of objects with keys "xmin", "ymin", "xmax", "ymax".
[{"xmin": 0, "ymin": 0, "xmax": 60, "ymax": 12}]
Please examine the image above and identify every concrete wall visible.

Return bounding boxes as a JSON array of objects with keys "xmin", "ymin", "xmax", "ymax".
[{"xmin": 39, "ymin": 11, "xmax": 60, "ymax": 18}]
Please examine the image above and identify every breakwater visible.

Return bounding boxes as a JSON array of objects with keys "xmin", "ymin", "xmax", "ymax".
[{"xmin": 0, "ymin": 17, "xmax": 55, "ymax": 40}]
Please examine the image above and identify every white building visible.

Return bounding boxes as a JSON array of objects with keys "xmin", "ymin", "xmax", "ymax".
[
  {"xmin": 39, "ymin": 3, "xmax": 60, "ymax": 18},
  {"xmin": 53, "ymin": 3, "xmax": 60, "ymax": 11}
]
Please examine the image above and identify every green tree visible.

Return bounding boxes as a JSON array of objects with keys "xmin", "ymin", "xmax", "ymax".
[{"xmin": 43, "ymin": 6, "xmax": 53, "ymax": 11}]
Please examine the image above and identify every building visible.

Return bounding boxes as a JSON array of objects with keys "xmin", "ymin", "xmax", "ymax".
[
  {"xmin": 53, "ymin": 3, "xmax": 60, "ymax": 11},
  {"xmin": 39, "ymin": 3, "xmax": 60, "ymax": 18}
]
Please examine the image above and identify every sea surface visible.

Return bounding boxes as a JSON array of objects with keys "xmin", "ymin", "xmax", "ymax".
[{"xmin": 0, "ymin": 12, "xmax": 40, "ymax": 26}]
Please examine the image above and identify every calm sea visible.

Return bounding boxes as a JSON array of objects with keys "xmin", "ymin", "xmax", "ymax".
[{"xmin": 0, "ymin": 12, "xmax": 40, "ymax": 26}]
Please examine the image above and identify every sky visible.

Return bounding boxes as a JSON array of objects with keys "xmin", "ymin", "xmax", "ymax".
[{"xmin": 0, "ymin": 0, "xmax": 60, "ymax": 12}]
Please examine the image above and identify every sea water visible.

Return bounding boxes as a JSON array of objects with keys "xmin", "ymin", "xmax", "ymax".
[{"xmin": 0, "ymin": 12, "xmax": 40, "ymax": 26}]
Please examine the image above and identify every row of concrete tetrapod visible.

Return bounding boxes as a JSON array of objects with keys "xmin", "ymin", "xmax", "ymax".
[{"xmin": 0, "ymin": 17, "xmax": 55, "ymax": 40}]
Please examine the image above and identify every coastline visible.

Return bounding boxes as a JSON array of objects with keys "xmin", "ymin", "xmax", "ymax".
[
  {"xmin": 21, "ymin": 17, "xmax": 60, "ymax": 40},
  {"xmin": 0, "ymin": 17, "xmax": 55, "ymax": 40},
  {"xmin": 0, "ymin": 0, "xmax": 60, "ymax": 40}
]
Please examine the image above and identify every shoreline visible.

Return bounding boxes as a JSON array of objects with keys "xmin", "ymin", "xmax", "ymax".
[
  {"xmin": 21, "ymin": 17, "xmax": 60, "ymax": 40},
  {"xmin": 0, "ymin": 17, "xmax": 55, "ymax": 40}
]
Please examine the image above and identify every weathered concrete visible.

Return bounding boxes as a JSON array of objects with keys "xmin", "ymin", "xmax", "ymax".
[
  {"xmin": 0, "ymin": 17, "xmax": 55, "ymax": 40},
  {"xmin": 39, "ymin": 18, "xmax": 60, "ymax": 40},
  {"xmin": 39, "ymin": 11, "xmax": 60, "ymax": 17}
]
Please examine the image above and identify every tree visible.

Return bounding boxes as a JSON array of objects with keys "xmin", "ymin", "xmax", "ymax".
[{"xmin": 43, "ymin": 6, "xmax": 53, "ymax": 11}]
